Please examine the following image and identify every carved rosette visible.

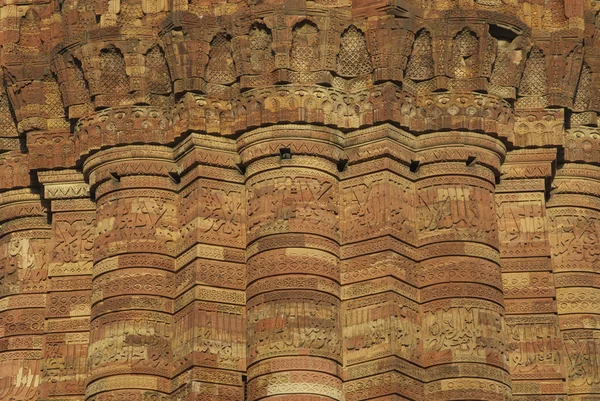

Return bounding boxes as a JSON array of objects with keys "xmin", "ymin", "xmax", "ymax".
[
  {"xmin": 83, "ymin": 145, "xmax": 178, "ymax": 401},
  {"xmin": 240, "ymin": 125, "xmax": 344, "ymax": 401}
]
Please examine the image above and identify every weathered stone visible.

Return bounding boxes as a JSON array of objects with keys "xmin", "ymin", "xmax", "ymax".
[{"xmin": 0, "ymin": 1, "xmax": 599, "ymax": 400}]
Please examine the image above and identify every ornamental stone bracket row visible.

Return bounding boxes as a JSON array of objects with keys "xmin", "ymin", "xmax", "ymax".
[{"xmin": 0, "ymin": 1, "xmax": 600, "ymax": 401}]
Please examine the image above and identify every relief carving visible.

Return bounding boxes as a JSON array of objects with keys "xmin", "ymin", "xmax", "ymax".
[
  {"xmin": 549, "ymin": 213, "xmax": 599, "ymax": 271},
  {"xmin": 51, "ymin": 215, "xmax": 96, "ymax": 275},
  {"xmin": 342, "ymin": 175, "xmax": 413, "ymax": 243},
  {"xmin": 0, "ymin": 238, "xmax": 48, "ymax": 293},
  {"xmin": 496, "ymin": 195, "xmax": 547, "ymax": 256},
  {"xmin": 1, "ymin": 1, "xmax": 600, "ymax": 400},
  {"xmin": 88, "ymin": 316, "xmax": 171, "ymax": 376},
  {"xmin": 96, "ymin": 196, "xmax": 178, "ymax": 251},
  {"xmin": 247, "ymin": 297, "xmax": 341, "ymax": 363},
  {"xmin": 43, "ymin": 342, "xmax": 88, "ymax": 395},
  {"xmin": 247, "ymin": 174, "xmax": 338, "ymax": 239},
  {"xmin": 0, "ymin": 359, "xmax": 41, "ymax": 401},
  {"xmin": 179, "ymin": 182, "xmax": 243, "ymax": 247},
  {"xmin": 506, "ymin": 317, "xmax": 563, "ymax": 378},
  {"xmin": 343, "ymin": 297, "xmax": 420, "ymax": 364},
  {"xmin": 417, "ymin": 184, "xmax": 497, "ymax": 243},
  {"xmin": 565, "ymin": 335, "xmax": 600, "ymax": 387},
  {"xmin": 422, "ymin": 305, "xmax": 507, "ymax": 366}
]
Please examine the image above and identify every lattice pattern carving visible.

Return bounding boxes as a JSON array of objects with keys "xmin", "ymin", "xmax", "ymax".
[
  {"xmin": 67, "ymin": 58, "xmax": 91, "ymax": 111},
  {"xmin": 406, "ymin": 29, "xmax": 435, "ymax": 81},
  {"xmin": 118, "ymin": 0, "xmax": 145, "ymax": 26},
  {"xmin": 519, "ymin": 47, "xmax": 547, "ymax": 97},
  {"xmin": 451, "ymin": 28, "xmax": 479, "ymax": 79},
  {"xmin": 0, "ymin": 75, "xmax": 18, "ymax": 141},
  {"xmin": 41, "ymin": 74, "xmax": 69, "ymax": 130},
  {"xmin": 574, "ymin": 65, "xmax": 592, "ymax": 111},
  {"xmin": 543, "ymin": 0, "xmax": 568, "ymax": 28},
  {"xmin": 491, "ymin": 38, "xmax": 522, "ymax": 87},
  {"xmin": 249, "ymin": 24, "xmax": 274, "ymax": 74},
  {"xmin": 206, "ymin": 33, "xmax": 236, "ymax": 85},
  {"xmin": 18, "ymin": 9, "xmax": 42, "ymax": 53},
  {"xmin": 62, "ymin": 0, "xmax": 97, "ymax": 38},
  {"xmin": 337, "ymin": 25, "xmax": 372, "ymax": 77},
  {"xmin": 290, "ymin": 21, "xmax": 321, "ymax": 72},
  {"xmin": 99, "ymin": 47, "xmax": 129, "ymax": 95},
  {"xmin": 146, "ymin": 46, "xmax": 172, "ymax": 94}
]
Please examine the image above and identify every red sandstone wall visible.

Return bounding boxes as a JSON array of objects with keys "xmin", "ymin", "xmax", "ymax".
[{"xmin": 0, "ymin": 1, "xmax": 599, "ymax": 400}]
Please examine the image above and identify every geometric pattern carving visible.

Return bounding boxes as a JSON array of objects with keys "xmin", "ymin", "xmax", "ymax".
[
  {"xmin": 291, "ymin": 20, "xmax": 321, "ymax": 72},
  {"xmin": 206, "ymin": 33, "xmax": 237, "ymax": 85},
  {"xmin": 451, "ymin": 28, "xmax": 479, "ymax": 79},
  {"xmin": 1, "ymin": 2, "xmax": 600, "ymax": 400},
  {"xmin": 519, "ymin": 47, "xmax": 547, "ymax": 97},
  {"xmin": 249, "ymin": 24, "xmax": 274, "ymax": 74},
  {"xmin": 146, "ymin": 45, "xmax": 172, "ymax": 95},
  {"xmin": 406, "ymin": 29, "xmax": 435, "ymax": 81},
  {"xmin": 337, "ymin": 25, "xmax": 372, "ymax": 77},
  {"xmin": 99, "ymin": 46, "xmax": 129, "ymax": 95}
]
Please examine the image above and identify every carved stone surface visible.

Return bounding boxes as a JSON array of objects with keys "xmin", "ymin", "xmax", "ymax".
[{"xmin": 0, "ymin": 0, "xmax": 599, "ymax": 400}]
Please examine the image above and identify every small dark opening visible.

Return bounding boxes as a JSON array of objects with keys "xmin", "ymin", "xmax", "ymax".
[
  {"xmin": 488, "ymin": 24, "xmax": 518, "ymax": 42},
  {"xmin": 169, "ymin": 171, "xmax": 181, "ymax": 184},
  {"xmin": 466, "ymin": 156, "xmax": 477, "ymax": 166},
  {"xmin": 280, "ymin": 148, "xmax": 292, "ymax": 159},
  {"xmin": 236, "ymin": 163, "xmax": 246, "ymax": 175},
  {"xmin": 410, "ymin": 160, "xmax": 420, "ymax": 173},
  {"xmin": 110, "ymin": 171, "xmax": 121, "ymax": 182},
  {"xmin": 337, "ymin": 159, "xmax": 348, "ymax": 172},
  {"xmin": 242, "ymin": 374, "xmax": 247, "ymax": 401}
]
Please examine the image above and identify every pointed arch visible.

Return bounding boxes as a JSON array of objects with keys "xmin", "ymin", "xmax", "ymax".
[
  {"xmin": 337, "ymin": 25, "xmax": 372, "ymax": 77},
  {"xmin": 18, "ymin": 9, "xmax": 42, "ymax": 50},
  {"xmin": 290, "ymin": 20, "xmax": 320, "ymax": 72},
  {"xmin": 99, "ymin": 46, "xmax": 129, "ymax": 94},
  {"xmin": 519, "ymin": 47, "xmax": 547, "ymax": 97},
  {"xmin": 206, "ymin": 33, "xmax": 236, "ymax": 84},
  {"xmin": 451, "ymin": 28, "xmax": 479, "ymax": 79},
  {"xmin": 145, "ymin": 45, "xmax": 172, "ymax": 94},
  {"xmin": 406, "ymin": 29, "xmax": 435, "ymax": 81}
]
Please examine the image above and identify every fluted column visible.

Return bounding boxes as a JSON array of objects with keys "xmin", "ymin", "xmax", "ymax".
[
  {"xmin": 38, "ymin": 170, "xmax": 95, "ymax": 401},
  {"xmin": 341, "ymin": 124, "xmax": 423, "ymax": 401},
  {"xmin": 416, "ymin": 133, "xmax": 510, "ymax": 400},
  {"xmin": 240, "ymin": 125, "xmax": 344, "ymax": 401},
  {"xmin": 83, "ymin": 146, "xmax": 178, "ymax": 401},
  {"xmin": 495, "ymin": 150, "xmax": 566, "ymax": 399},
  {"xmin": 0, "ymin": 188, "xmax": 49, "ymax": 401},
  {"xmin": 549, "ymin": 162, "xmax": 600, "ymax": 398},
  {"xmin": 171, "ymin": 133, "xmax": 247, "ymax": 401}
]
